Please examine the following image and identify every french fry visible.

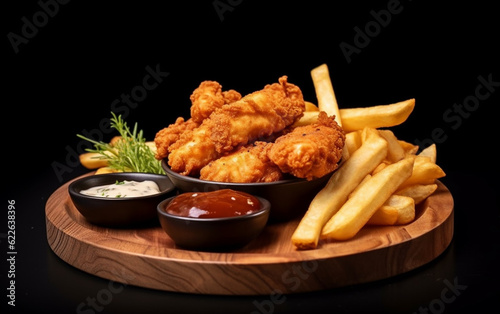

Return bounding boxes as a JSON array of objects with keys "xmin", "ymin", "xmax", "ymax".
[
  {"xmin": 399, "ymin": 140, "xmax": 419, "ymax": 156},
  {"xmin": 291, "ymin": 127, "xmax": 388, "ymax": 249},
  {"xmin": 340, "ymin": 98, "xmax": 415, "ymax": 132},
  {"xmin": 305, "ymin": 101, "xmax": 319, "ymax": 112},
  {"xmin": 344, "ymin": 131, "xmax": 362, "ymax": 155},
  {"xmin": 399, "ymin": 156, "xmax": 446, "ymax": 188},
  {"xmin": 359, "ymin": 125, "xmax": 380, "ymax": 143},
  {"xmin": 311, "ymin": 63, "xmax": 342, "ymax": 126},
  {"xmin": 371, "ymin": 161, "xmax": 389, "ymax": 175},
  {"xmin": 145, "ymin": 141, "xmax": 157, "ymax": 153},
  {"xmin": 396, "ymin": 184, "xmax": 438, "ymax": 205},
  {"xmin": 292, "ymin": 111, "xmax": 320, "ymax": 127},
  {"xmin": 418, "ymin": 143, "xmax": 437, "ymax": 163},
  {"xmin": 367, "ymin": 205, "xmax": 398, "ymax": 225},
  {"xmin": 351, "ymin": 174, "xmax": 414, "ymax": 225},
  {"xmin": 379, "ymin": 129, "xmax": 406, "ymax": 163},
  {"xmin": 341, "ymin": 144, "xmax": 350, "ymax": 162},
  {"xmin": 321, "ymin": 157, "xmax": 414, "ymax": 240},
  {"xmin": 109, "ymin": 136, "xmax": 123, "ymax": 146},
  {"xmin": 348, "ymin": 174, "xmax": 372, "ymax": 198},
  {"xmin": 79, "ymin": 152, "xmax": 111, "ymax": 169},
  {"xmin": 388, "ymin": 194, "xmax": 415, "ymax": 224}
]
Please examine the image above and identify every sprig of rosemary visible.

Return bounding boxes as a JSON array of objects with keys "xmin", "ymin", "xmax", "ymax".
[{"xmin": 77, "ymin": 113, "xmax": 164, "ymax": 174}]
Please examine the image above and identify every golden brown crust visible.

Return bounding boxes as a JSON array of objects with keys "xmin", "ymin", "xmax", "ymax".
[
  {"xmin": 264, "ymin": 76, "xmax": 306, "ymax": 126},
  {"xmin": 268, "ymin": 111, "xmax": 345, "ymax": 180},
  {"xmin": 199, "ymin": 142, "xmax": 283, "ymax": 183},
  {"xmin": 154, "ymin": 117, "xmax": 199, "ymax": 160},
  {"xmin": 168, "ymin": 76, "xmax": 306, "ymax": 176},
  {"xmin": 156, "ymin": 81, "xmax": 241, "ymax": 163},
  {"xmin": 189, "ymin": 81, "xmax": 241, "ymax": 123}
]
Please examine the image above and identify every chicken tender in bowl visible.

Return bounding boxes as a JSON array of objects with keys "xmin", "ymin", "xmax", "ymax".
[
  {"xmin": 200, "ymin": 142, "xmax": 283, "ymax": 183},
  {"xmin": 268, "ymin": 111, "xmax": 345, "ymax": 181}
]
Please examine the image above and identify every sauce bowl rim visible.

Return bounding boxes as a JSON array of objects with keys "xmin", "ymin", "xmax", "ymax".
[
  {"xmin": 157, "ymin": 195, "xmax": 271, "ymax": 222},
  {"xmin": 68, "ymin": 172, "xmax": 175, "ymax": 202}
]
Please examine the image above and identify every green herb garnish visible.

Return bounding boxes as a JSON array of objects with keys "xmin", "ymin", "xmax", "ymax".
[{"xmin": 77, "ymin": 113, "xmax": 165, "ymax": 174}]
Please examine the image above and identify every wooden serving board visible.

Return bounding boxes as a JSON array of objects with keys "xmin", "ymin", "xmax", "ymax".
[{"xmin": 46, "ymin": 173, "xmax": 454, "ymax": 295}]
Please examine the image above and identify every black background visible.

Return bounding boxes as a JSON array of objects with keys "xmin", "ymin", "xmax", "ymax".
[{"xmin": 2, "ymin": 1, "xmax": 499, "ymax": 313}]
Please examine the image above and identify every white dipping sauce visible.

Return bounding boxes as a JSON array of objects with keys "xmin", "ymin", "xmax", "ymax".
[{"xmin": 80, "ymin": 180, "xmax": 160, "ymax": 198}]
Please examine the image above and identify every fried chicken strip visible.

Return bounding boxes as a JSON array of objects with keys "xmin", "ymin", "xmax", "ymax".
[
  {"xmin": 154, "ymin": 117, "xmax": 198, "ymax": 160},
  {"xmin": 190, "ymin": 80, "xmax": 241, "ymax": 123},
  {"xmin": 200, "ymin": 141, "xmax": 283, "ymax": 183},
  {"xmin": 168, "ymin": 76, "xmax": 305, "ymax": 176},
  {"xmin": 154, "ymin": 81, "xmax": 241, "ymax": 160},
  {"xmin": 268, "ymin": 111, "xmax": 345, "ymax": 181}
]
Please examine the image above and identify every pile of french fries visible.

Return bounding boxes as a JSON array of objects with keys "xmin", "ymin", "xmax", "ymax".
[{"xmin": 291, "ymin": 64, "xmax": 446, "ymax": 250}]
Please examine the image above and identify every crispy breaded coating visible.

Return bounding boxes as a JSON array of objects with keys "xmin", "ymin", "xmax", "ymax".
[
  {"xmin": 207, "ymin": 76, "xmax": 305, "ymax": 153},
  {"xmin": 268, "ymin": 111, "xmax": 345, "ymax": 181},
  {"xmin": 155, "ymin": 81, "xmax": 241, "ymax": 160},
  {"xmin": 199, "ymin": 142, "xmax": 283, "ymax": 183},
  {"xmin": 168, "ymin": 76, "xmax": 305, "ymax": 176},
  {"xmin": 189, "ymin": 81, "xmax": 241, "ymax": 123},
  {"xmin": 154, "ymin": 117, "xmax": 199, "ymax": 160}
]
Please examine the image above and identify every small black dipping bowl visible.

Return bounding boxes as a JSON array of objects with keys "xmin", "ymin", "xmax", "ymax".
[
  {"xmin": 157, "ymin": 194, "xmax": 270, "ymax": 251},
  {"xmin": 162, "ymin": 160, "xmax": 333, "ymax": 221},
  {"xmin": 68, "ymin": 172, "xmax": 176, "ymax": 227}
]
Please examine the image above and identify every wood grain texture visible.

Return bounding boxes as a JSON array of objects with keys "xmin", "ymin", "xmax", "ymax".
[{"xmin": 45, "ymin": 173, "xmax": 454, "ymax": 295}]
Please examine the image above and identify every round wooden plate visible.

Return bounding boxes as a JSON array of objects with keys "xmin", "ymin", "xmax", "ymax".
[{"xmin": 46, "ymin": 173, "xmax": 454, "ymax": 295}]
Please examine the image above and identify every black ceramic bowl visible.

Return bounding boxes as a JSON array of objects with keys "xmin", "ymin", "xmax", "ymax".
[
  {"xmin": 161, "ymin": 160, "xmax": 333, "ymax": 221},
  {"xmin": 157, "ymin": 195, "xmax": 270, "ymax": 251},
  {"xmin": 68, "ymin": 172, "xmax": 176, "ymax": 227}
]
